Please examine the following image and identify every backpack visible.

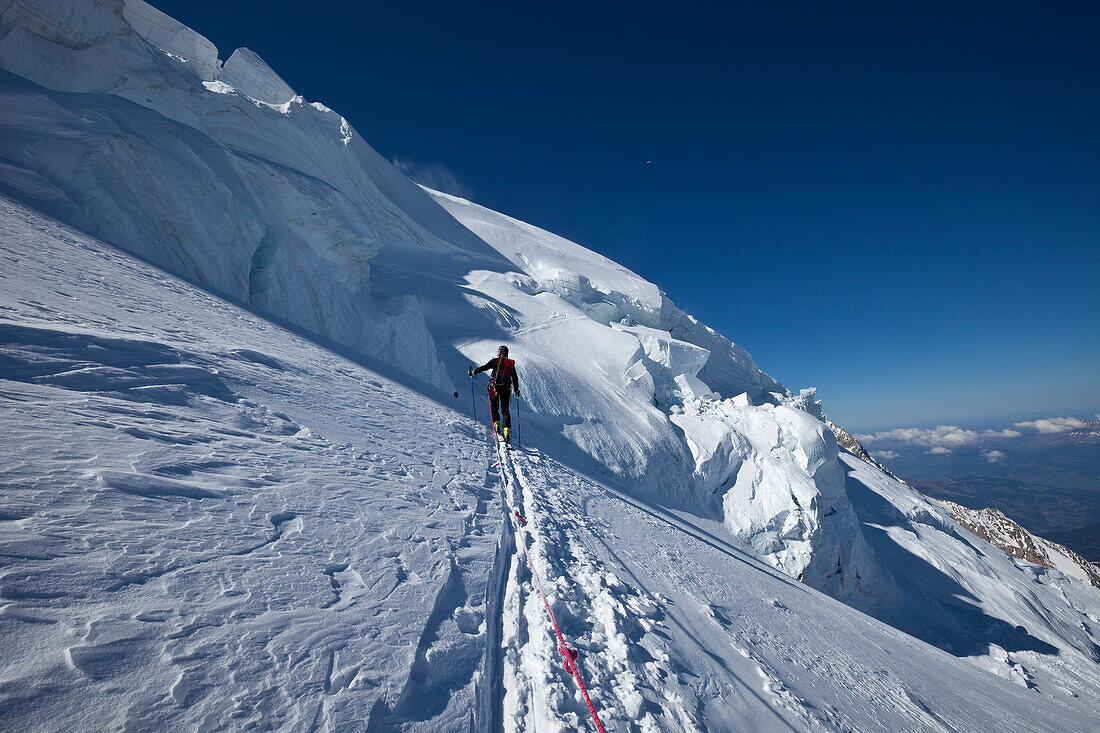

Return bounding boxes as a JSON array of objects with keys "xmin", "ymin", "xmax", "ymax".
[{"xmin": 494, "ymin": 357, "xmax": 515, "ymax": 388}]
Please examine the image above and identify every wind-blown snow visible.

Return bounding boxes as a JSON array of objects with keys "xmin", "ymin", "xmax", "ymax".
[
  {"xmin": 0, "ymin": 198, "xmax": 499, "ymax": 729},
  {"xmin": 2, "ymin": 1, "xmax": 1100, "ymax": 730},
  {"xmin": 219, "ymin": 47, "xmax": 297, "ymax": 106}
]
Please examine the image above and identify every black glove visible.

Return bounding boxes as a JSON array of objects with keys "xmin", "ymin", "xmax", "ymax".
[{"xmin": 467, "ymin": 366, "xmax": 473, "ymax": 376}]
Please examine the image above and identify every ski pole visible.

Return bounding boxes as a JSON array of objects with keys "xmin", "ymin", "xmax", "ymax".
[
  {"xmin": 517, "ymin": 394, "xmax": 522, "ymax": 449},
  {"xmin": 469, "ymin": 369, "xmax": 476, "ymax": 421}
]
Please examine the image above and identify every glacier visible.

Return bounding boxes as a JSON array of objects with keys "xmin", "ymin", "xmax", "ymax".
[{"xmin": 2, "ymin": 1, "xmax": 1100, "ymax": 730}]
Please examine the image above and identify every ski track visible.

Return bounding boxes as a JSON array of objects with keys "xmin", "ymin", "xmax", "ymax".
[
  {"xmin": 495, "ymin": 441, "xmax": 794, "ymax": 732},
  {"xmin": 490, "ymin": 437, "xmax": 1097, "ymax": 732}
]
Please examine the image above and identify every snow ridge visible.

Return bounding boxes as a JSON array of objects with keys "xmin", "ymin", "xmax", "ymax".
[{"xmin": 0, "ymin": 0, "xmax": 489, "ymax": 393}]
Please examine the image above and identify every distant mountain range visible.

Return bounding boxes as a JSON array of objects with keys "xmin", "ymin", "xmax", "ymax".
[{"xmin": 857, "ymin": 420, "xmax": 1100, "ymax": 560}]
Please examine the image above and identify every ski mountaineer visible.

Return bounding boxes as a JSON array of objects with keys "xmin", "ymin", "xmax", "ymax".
[{"xmin": 469, "ymin": 346, "xmax": 520, "ymax": 444}]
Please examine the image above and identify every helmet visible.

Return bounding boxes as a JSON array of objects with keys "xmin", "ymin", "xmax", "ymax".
[{"xmin": 498, "ymin": 345, "xmax": 509, "ymax": 357}]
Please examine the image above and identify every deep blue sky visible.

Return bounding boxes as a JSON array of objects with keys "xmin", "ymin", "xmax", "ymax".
[{"xmin": 154, "ymin": 1, "xmax": 1099, "ymax": 431}]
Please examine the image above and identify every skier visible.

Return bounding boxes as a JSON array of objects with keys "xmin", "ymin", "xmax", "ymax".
[{"xmin": 469, "ymin": 346, "xmax": 520, "ymax": 443}]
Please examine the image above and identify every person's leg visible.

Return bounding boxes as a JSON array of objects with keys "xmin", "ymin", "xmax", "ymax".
[
  {"xmin": 489, "ymin": 388, "xmax": 501, "ymax": 431},
  {"xmin": 499, "ymin": 389, "xmax": 511, "ymax": 429}
]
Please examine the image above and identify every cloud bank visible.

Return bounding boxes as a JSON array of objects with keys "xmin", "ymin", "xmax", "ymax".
[
  {"xmin": 856, "ymin": 416, "xmax": 1094, "ymax": 454},
  {"xmin": 856, "ymin": 424, "xmax": 1020, "ymax": 448},
  {"xmin": 1012, "ymin": 417, "xmax": 1089, "ymax": 434}
]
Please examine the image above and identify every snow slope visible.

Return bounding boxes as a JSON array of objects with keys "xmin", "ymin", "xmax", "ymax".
[
  {"xmin": 425, "ymin": 191, "xmax": 1100, "ymax": 705},
  {"xmin": 0, "ymin": 196, "xmax": 501, "ymax": 730},
  {"xmin": 4, "ymin": 192, "xmax": 1100, "ymax": 731},
  {"xmin": 0, "ymin": 0, "xmax": 889, "ymax": 607},
  {"xmin": 426, "ymin": 191, "xmax": 894, "ymax": 608},
  {"xmin": 2, "ymin": 1, "xmax": 1100, "ymax": 729}
]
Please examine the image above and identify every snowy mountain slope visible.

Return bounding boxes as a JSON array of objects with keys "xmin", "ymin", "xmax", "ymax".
[
  {"xmin": 425, "ymin": 191, "xmax": 896, "ymax": 609},
  {"xmin": 839, "ymin": 454, "xmax": 1100, "ymax": 689},
  {"xmin": 2, "ymin": 1, "xmax": 1100, "ymax": 728},
  {"xmin": 0, "ymin": 197, "xmax": 502, "ymax": 730},
  {"xmin": 0, "ymin": 0, "xmax": 497, "ymax": 393},
  {"xmin": 492, "ymin": 438, "xmax": 1100, "ymax": 731},
  {"xmin": 832, "ymin": 423, "xmax": 1100, "ymax": 589},
  {"xmin": 425, "ymin": 190, "xmax": 1100, "ymax": 696},
  {"xmin": 0, "ymin": 0, "xmax": 893, "ymax": 607},
  {"xmin": 3, "ymin": 194, "xmax": 1100, "ymax": 731},
  {"xmin": 428, "ymin": 189, "xmax": 782, "ymax": 403}
]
